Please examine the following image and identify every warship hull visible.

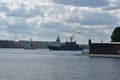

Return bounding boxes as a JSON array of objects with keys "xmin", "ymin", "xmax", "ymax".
[{"xmin": 48, "ymin": 42, "xmax": 83, "ymax": 51}]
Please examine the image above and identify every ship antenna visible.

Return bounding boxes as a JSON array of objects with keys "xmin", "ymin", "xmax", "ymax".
[{"xmin": 70, "ymin": 37, "xmax": 73, "ymax": 42}]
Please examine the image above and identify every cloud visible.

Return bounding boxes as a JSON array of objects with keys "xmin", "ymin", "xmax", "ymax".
[
  {"xmin": 80, "ymin": 13, "xmax": 118, "ymax": 25},
  {"xmin": 65, "ymin": 8, "xmax": 118, "ymax": 25},
  {"xmin": 41, "ymin": 20, "xmax": 75, "ymax": 33},
  {"xmin": 112, "ymin": 0, "xmax": 120, "ymax": 6},
  {"xmin": 52, "ymin": 0, "xmax": 110, "ymax": 8},
  {"xmin": 103, "ymin": 0, "xmax": 120, "ymax": 10},
  {"xmin": 103, "ymin": 6, "xmax": 120, "ymax": 10},
  {"xmin": 0, "ymin": 2, "xmax": 9, "ymax": 12},
  {"xmin": 7, "ymin": 7, "xmax": 33, "ymax": 17},
  {"xmin": 0, "ymin": 0, "xmax": 119, "ymax": 43}
]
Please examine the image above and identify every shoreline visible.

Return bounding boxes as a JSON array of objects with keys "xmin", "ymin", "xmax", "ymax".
[{"xmin": 80, "ymin": 53, "xmax": 120, "ymax": 58}]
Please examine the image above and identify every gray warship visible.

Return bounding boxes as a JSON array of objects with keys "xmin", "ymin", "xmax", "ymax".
[{"xmin": 48, "ymin": 36, "xmax": 83, "ymax": 51}]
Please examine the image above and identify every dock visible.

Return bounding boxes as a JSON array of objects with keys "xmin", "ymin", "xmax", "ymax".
[{"xmin": 80, "ymin": 53, "xmax": 120, "ymax": 58}]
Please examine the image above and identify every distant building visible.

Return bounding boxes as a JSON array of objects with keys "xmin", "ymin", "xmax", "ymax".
[
  {"xmin": 19, "ymin": 40, "xmax": 31, "ymax": 49},
  {"xmin": 0, "ymin": 39, "xmax": 62, "ymax": 49},
  {"xmin": 0, "ymin": 40, "xmax": 21, "ymax": 48},
  {"xmin": 89, "ymin": 40, "xmax": 120, "ymax": 54},
  {"xmin": 19, "ymin": 40, "xmax": 54, "ymax": 49}
]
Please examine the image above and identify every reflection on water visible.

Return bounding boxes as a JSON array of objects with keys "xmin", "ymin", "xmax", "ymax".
[{"xmin": 0, "ymin": 49, "xmax": 120, "ymax": 80}]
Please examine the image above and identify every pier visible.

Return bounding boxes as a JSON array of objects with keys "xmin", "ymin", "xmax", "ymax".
[{"xmin": 80, "ymin": 53, "xmax": 120, "ymax": 58}]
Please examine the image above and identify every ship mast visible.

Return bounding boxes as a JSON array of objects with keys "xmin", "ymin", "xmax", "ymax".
[{"xmin": 70, "ymin": 37, "xmax": 73, "ymax": 42}]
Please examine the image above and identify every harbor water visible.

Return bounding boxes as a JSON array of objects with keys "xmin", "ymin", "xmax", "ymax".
[{"xmin": 0, "ymin": 49, "xmax": 120, "ymax": 80}]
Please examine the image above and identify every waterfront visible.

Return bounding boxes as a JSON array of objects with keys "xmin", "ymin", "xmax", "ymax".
[{"xmin": 0, "ymin": 49, "xmax": 120, "ymax": 80}]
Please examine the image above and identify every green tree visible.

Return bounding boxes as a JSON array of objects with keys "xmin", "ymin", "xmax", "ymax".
[{"xmin": 111, "ymin": 27, "xmax": 120, "ymax": 42}]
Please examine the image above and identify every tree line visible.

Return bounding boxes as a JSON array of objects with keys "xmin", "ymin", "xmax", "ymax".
[{"xmin": 111, "ymin": 27, "xmax": 120, "ymax": 42}]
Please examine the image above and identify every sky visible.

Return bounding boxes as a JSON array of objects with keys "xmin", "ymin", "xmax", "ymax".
[{"xmin": 0, "ymin": 0, "xmax": 120, "ymax": 44}]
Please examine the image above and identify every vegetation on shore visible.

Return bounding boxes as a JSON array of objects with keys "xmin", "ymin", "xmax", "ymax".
[{"xmin": 111, "ymin": 27, "xmax": 120, "ymax": 42}]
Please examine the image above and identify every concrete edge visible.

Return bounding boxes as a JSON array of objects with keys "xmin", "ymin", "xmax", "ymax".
[{"xmin": 80, "ymin": 54, "xmax": 120, "ymax": 58}]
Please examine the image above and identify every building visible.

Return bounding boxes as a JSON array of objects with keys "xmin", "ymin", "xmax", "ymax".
[
  {"xmin": 0, "ymin": 40, "xmax": 21, "ymax": 48},
  {"xmin": 89, "ymin": 39, "xmax": 120, "ymax": 54},
  {"xmin": 19, "ymin": 40, "xmax": 54, "ymax": 49}
]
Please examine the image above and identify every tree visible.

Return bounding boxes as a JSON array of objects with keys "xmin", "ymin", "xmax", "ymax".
[{"xmin": 111, "ymin": 27, "xmax": 120, "ymax": 42}]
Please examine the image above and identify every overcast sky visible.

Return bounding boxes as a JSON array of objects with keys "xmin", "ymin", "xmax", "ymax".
[{"xmin": 0, "ymin": 0, "xmax": 120, "ymax": 44}]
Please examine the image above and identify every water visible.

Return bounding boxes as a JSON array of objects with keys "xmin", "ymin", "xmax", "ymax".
[{"xmin": 0, "ymin": 49, "xmax": 120, "ymax": 80}]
